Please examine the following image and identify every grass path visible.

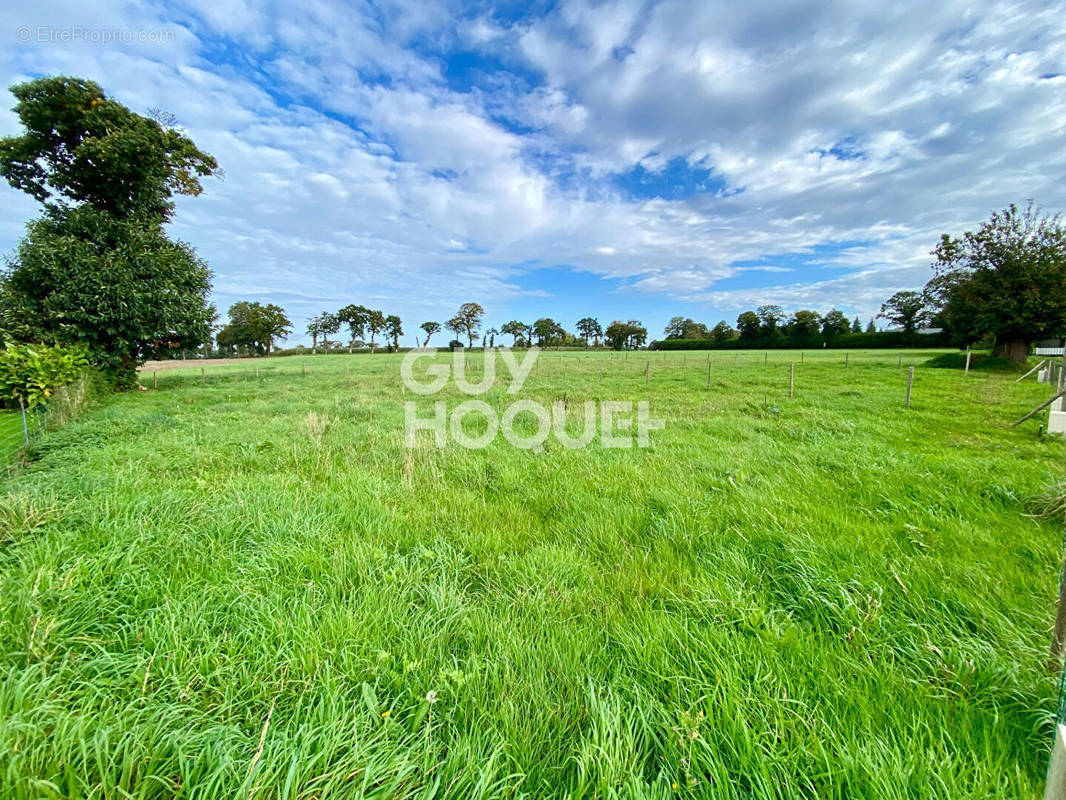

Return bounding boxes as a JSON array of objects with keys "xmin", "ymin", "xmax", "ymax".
[{"xmin": 0, "ymin": 349, "xmax": 1062, "ymax": 798}]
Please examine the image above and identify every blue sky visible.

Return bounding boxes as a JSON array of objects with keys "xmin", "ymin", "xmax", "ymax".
[{"xmin": 2, "ymin": 0, "xmax": 1065, "ymax": 345}]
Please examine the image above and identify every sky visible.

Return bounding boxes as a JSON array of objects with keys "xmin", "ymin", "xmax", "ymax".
[{"xmin": 1, "ymin": 1, "xmax": 1065, "ymax": 347}]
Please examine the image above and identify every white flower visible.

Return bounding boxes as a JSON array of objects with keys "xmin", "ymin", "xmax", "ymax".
[{"xmin": 426, "ymin": 690, "xmax": 438, "ymax": 704}]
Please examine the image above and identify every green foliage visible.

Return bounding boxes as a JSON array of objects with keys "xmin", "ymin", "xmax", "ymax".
[
  {"xmin": 0, "ymin": 206, "xmax": 214, "ymax": 387},
  {"xmin": 575, "ymin": 316, "xmax": 602, "ymax": 346},
  {"xmin": 533, "ymin": 317, "xmax": 565, "ymax": 346},
  {"xmin": 0, "ymin": 341, "xmax": 88, "ymax": 409},
  {"xmin": 419, "ymin": 320, "xmax": 441, "ymax": 346},
  {"xmin": 651, "ymin": 330, "xmax": 950, "ymax": 350},
  {"xmin": 216, "ymin": 301, "xmax": 291, "ymax": 356},
  {"xmin": 605, "ymin": 319, "xmax": 646, "ymax": 350},
  {"xmin": 0, "ymin": 76, "xmax": 219, "ymax": 389},
  {"xmin": 0, "ymin": 76, "xmax": 217, "ymax": 222},
  {"xmin": 926, "ymin": 202, "xmax": 1066, "ymax": 361},
  {"xmin": 879, "ymin": 290, "xmax": 930, "ymax": 334},
  {"xmin": 924, "ymin": 352, "xmax": 1024, "ymax": 372},
  {"xmin": 446, "ymin": 303, "xmax": 484, "ymax": 348}
]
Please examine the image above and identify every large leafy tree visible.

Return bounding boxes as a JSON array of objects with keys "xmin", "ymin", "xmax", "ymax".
[
  {"xmin": 736, "ymin": 311, "xmax": 761, "ymax": 341},
  {"xmin": 0, "ymin": 76, "xmax": 217, "ymax": 221},
  {"xmin": 1, "ymin": 207, "xmax": 214, "ymax": 383},
  {"xmin": 664, "ymin": 316, "xmax": 709, "ymax": 340},
  {"xmin": 533, "ymin": 317, "xmax": 564, "ymax": 347},
  {"xmin": 757, "ymin": 305, "xmax": 785, "ymax": 337},
  {"xmin": 216, "ymin": 301, "xmax": 291, "ymax": 356},
  {"xmin": 338, "ymin": 304, "xmax": 370, "ymax": 351},
  {"xmin": 710, "ymin": 320, "xmax": 736, "ymax": 344},
  {"xmin": 878, "ymin": 291, "xmax": 930, "ymax": 335},
  {"xmin": 364, "ymin": 309, "xmax": 385, "ymax": 350},
  {"xmin": 925, "ymin": 202, "xmax": 1066, "ymax": 362},
  {"xmin": 448, "ymin": 302, "xmax": 484, "ymax": 348},
  {"xmin": 575, "ymin": 317, "xmax": 602, "ymax": 347},
  {"xmin": 0, "ymin": 76, "xmax": 219, "ymax": 386},
  {"xmin": 821, "ymin": 309, "xmax": 851, "ymax": 339},
  {"xmin": 786, "ymin": 310, "xmax": 822, "ymax": 340},
  {"xmin": 500, "ymin": 320, "xmax": 527, "ymax": 346}
]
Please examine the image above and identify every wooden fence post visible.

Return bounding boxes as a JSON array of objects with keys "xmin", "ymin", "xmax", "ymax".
[
  {"xmin": 906, "ymin": 366, "xmax": 914, "ymax": 407},
  {"xmin": 845, "ymin": 352, "xmax": 849, "ymax": 368},
  {"xmin": 201, "ymin": 367, "xmax": 205, "ymax": 386},
  {"xmin": 706, "ymin": 361, "xmax": 712, "ymax": 390},
  {"xmin": 645, "ymin": 360, "xmax": 649, "ymax": 384},
  {"xmin": 789, "ymin": 363, "xmax": 794, "ymax": 398},
  {"xmin": 153, "ymin": 371, "xmax": 157, "ymax": 389},
  {"xmin": 898, "ymin": 353, "xmax": 903, "ymax": 368},
  {"xmin": 965, "ymin": 348, "xmax": 972, "ymax": 376}
]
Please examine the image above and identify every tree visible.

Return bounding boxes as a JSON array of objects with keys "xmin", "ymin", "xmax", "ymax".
[
  {"xmin": 533, "ymin": 317, "xmax": 564, "ymax": 347},
  {"xmin": 787, "ymin": 310, "xmax": 822, "ymax": 340},
  {"xmin": 626, "ymin": 320, "xmax": 647, "ymax": 349},
  {"xmin": 865, "ymin": 318, "xmax": 877, "ymax": 333},
  {"xmin": 757, "ymin": 305, "xmax": 785, "ymax": 337},
  {"xmin": 664, "ymin": 316, "xmax": 708, "ymax": 339},
  {"xmin": 925, "ymin": 202, "xmax": 1066, "ymax": 362},
  {"xmin": 710, "ymin": 320, "xmax": 736, "ymax": 344},
  {"xmin": 575, "ymin": 317, "xmax": 602, "ymax": 347},
  {"xmin": 318, "ymin": 311, "xmax": 341, "ymax": 352},
  {"xmin": 0, "ymin": 207, "xmax": 214, "ymax": 385},
  {"xmin": 851, "ymin": 316, "xmax": 862, "ymax": 333},
  {"xmin": 821, "ymin": 309, "xmax": 851, "ymax": 339},
  {"xmin": 306, "ymin": 315, "xmax": 323, "ymax": 353},
  {"xmin": 338, "ymin": 304, "xmax": 370, "ymax": 352},
  {"xmin": 878, "ymin": 291, "xmax": 930, "ymax": 335},
  {"xmin": 384, "ymin": 314, "xmax": 403, "ymax": 350},
  {"xmin": 420, "ymin": 321, "xmax": 440, "ymax": 346},
  {"xmin": 0, "ymin": 77, "xmax": 219, "ymax": 387},
  {"xmin": 736, "ymin": 311, "xmax": 761, "ymax": 342},
  {"xmin": 365, "ymin": 309, "xmax": 385, "ymax": 350},
  {"xmin": 217, "ymin": 301, "xmax": 291, "ymax": 356},
  {"xmin": 501, "ymin": 320, "xmax": 526, "ymax": 346},
  {"xmin": 449, "ymin": 302, "xmax": 484, "ymax": 348},
  {"xmin": 444, "ymin": 317, "xmax": 464, "ymax": 345},
  {"xmin": 0, "ymin": 76, "xmax": 217, "ymax": 223},
  {"xmin": 605, "ymin": 320, "xmax": 629, "ymax": 350}
]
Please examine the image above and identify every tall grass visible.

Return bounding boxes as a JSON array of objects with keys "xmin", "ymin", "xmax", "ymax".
[{"xmin": 0, "ymin": 349, "xmax": 1061, "ymax": 798}]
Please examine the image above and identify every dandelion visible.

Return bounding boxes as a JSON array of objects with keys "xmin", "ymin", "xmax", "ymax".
[
  {"xmin": 426, "ymin": 690, "xmax": 438, "ymax": 704},
  {"xmin": 381, "ymin": 710, "xmax": 390, "ymax": 718},
  {"xmin": 672, "ymin": 782, "xmax": 678, "ymax": 791}
]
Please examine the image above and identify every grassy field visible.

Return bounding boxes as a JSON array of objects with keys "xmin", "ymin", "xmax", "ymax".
[{"xmin": 0, "ymin": 348, "xmax": 1063, "ymax": 798}]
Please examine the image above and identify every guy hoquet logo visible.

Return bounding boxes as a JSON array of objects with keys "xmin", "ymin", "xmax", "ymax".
[{"xmin": 401, "ymin": 348, "xmax": 664, "ymax": 451}]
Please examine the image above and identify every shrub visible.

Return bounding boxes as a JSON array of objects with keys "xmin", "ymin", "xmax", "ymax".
[
  {"xmin": 0, "ymin": 342, "xmax": 90, "ymax": 409},
  {"xmin": 924, "ymin": 352, "xmax": 1023, "ymax": 372}
]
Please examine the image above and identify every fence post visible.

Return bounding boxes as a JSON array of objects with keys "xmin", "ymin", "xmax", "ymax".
[
  {"xmin": 764, "ymin": 352, "xmax": 768, "ymax": 364},
  {"xmin": 201, "ymin": 367, "xmax": 205, "ymax": 386},
  {"xmin": 153, "ymin": 371, "xmax": 158, "ymax": 389},
  {"xmin": 706, "ymin": 360, "xmax": 712, "ymax": 390},
  {"xmin": 645, "ymin": 360, "xmax": 649, "ymax": 384},
  {"xmin": 19, "ymin": 400, "xmax": 29, "ymax": 447},
  {"xmin": 845, "ymin": 352, "xmax": 849, "ymax": 368},
  {"xmin": 789, "ymin": 363, "xmax": 795, "ymax": 398},
  {"xmin": 906, "ymin": 366, "xmax": 915, "ymax": 407},
  {"xmin": 898, "ymin": 353, "xmax": 903, "ymax": 368},
  {"xmin": 965, "ymin": 348, "xmax": 972, "ymax": 376},
  {"xmin": 801, "ymin": 352, "xmax": 804, "ymax": 364}
]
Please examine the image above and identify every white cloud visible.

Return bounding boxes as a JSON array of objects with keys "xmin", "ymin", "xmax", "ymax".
[{"xmin": 0, "ymin": 0, "xmax": 1064, "ymax": 340}]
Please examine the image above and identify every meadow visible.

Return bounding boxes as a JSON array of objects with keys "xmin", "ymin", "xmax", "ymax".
[{"xmin": 0, "ymin": 348, "xmax": 1063, "ymax": 798}]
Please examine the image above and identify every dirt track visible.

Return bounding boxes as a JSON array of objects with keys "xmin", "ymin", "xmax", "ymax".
[{"xmin": 140, "ymin": 358, "xmax": 252, "ymax": 372}]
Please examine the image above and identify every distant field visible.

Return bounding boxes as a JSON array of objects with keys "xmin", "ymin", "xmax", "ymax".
[{"xmin": 1, "ymin": 348, "xmax": 1063, "ymax": 798}]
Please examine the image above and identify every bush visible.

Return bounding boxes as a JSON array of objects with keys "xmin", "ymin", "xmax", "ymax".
[
  {"xmin": 0, "ymin": 342, "xmax": 90, "ymax": 409},
  {"xmin": 924, "ymin": 352, "xmax": 1023, "ymax": 372},
  {"xmin": 650, "ymin": 330, "xmax": 951, "ymax": 351}
]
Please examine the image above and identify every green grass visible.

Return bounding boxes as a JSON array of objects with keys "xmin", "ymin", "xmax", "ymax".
[{"xmin": 0, "ymin": 348, "xmax": 1062, "ymax": 798}]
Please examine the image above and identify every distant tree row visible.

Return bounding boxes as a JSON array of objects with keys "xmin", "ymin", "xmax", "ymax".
[{"xmin": 661, "ymin": 308, "xmax": 878, "ymax": 348}]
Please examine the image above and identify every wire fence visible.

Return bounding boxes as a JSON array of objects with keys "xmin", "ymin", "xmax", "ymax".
[{"xmin": 0, "ymin": 404, "xmax": 49, "ymax": 467}]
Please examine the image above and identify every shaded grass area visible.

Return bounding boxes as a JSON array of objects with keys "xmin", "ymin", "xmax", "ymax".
[{"xmin": 0, "ymin": 349, "xmax": 1063, "ymax": 798}]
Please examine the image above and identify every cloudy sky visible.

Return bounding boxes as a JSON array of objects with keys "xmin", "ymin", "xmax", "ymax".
[{"xmin": 2, "ymin": 1, "xmax": 1065, "ymax": 345}]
